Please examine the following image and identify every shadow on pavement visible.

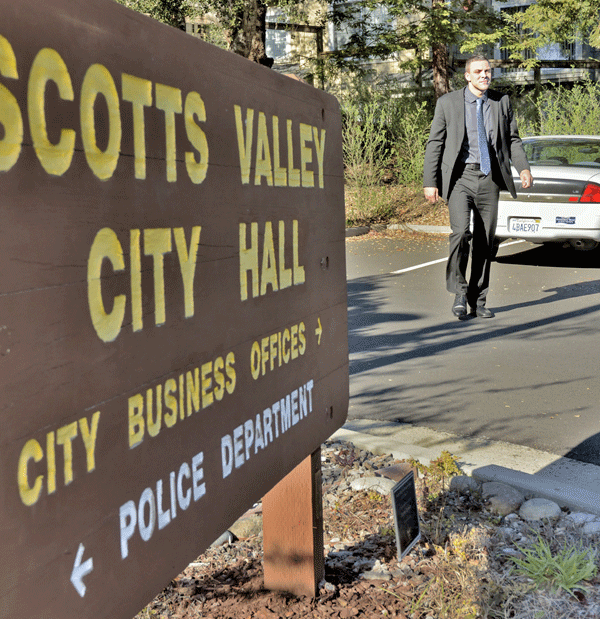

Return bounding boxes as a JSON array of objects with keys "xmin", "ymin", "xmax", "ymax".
[
  {"xmin": 496, "ymin": 243, "xmax": 600, "ymax": 268},
  {"xmin": 562, "ymin": 432, "xmax": 600, "ymax": 466}
]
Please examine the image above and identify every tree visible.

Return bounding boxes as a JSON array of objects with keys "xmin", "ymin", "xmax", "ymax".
[
  {"xmin": 116, "ymin": 0, "xmax": 306, "ymax": 66},
  {"xmin": 326, "ymin": 0, "xmax": 503, "ymax": 98},
  {"xmin": 462, "ymin": 0, "xmax": 600, "ymax": 67},
  {"xmin": 114, "ymin": 0, "xmax": 190, "ymax": 30}
]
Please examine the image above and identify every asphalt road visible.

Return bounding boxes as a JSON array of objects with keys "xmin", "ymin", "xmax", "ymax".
[{"xmin": 346, "ymin": 231, "xmax": 600, "ymax": 466}]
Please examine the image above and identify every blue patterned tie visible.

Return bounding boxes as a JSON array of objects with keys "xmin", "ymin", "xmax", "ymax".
[{"xmin": 477, "ymin": 98, "xmax": 491, "ymax": 175}]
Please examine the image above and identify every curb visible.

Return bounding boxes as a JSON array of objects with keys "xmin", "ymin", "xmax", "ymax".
[
  {"xmin": 346, "ymin": 224, "xmax": 451, "ymax": 238},
  {"xmin": 331, "ymin": 419, "xmax": 600, "ymax": 516}
]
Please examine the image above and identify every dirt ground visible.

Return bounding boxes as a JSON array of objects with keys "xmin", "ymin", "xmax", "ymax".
[{"xmin": 134, "ymin": 444, "xmax": 600, "ymax": 619}]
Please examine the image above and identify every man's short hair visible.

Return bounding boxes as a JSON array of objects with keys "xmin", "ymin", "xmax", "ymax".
[{"xmin": 465, "ymin": 55, "xmax": 490, "ymax": 73}]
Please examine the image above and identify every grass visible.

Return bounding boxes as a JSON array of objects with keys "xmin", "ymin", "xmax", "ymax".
[
  {"xmin": 511, "ymin": 532, "xmax": 598, "ymax": 597},
  {"xmin": 345, "ymin": 183, "xmax": 449, "ymax": 228}
]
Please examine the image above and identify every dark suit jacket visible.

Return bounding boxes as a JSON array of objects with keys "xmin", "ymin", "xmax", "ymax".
[{"xmin": 423, "ymin": 87, "xmax": 530, "ymax": 200}]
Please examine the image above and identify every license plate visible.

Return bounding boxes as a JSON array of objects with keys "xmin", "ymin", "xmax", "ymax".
[{"xmin": 509, "ymin": 218, "xmax": 540, "ymax": 234}]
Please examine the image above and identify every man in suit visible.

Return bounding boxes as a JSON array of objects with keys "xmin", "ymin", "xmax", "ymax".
[{"xmin": 423, "ymin": 55, "xmax": 533, "ymax": 318}]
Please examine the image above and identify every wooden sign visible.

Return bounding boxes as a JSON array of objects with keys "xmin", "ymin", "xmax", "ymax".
[{"xmin": 0, "ymin": 1, "xmax": 348, "ymax": 617}]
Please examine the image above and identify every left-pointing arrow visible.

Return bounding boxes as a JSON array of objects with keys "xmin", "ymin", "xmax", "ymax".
[{"xmin": 71, "ymin": 543, "xmax": 94, "ymax": 598}]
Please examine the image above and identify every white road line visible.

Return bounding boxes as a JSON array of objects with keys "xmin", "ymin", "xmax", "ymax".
[
  {"xmin": 390, "ymin": 258, "xmax": 446, "ymax": 275},
  {"xmin": 390, "ymin": 240, "xmax": 524, "ymax": 275}
]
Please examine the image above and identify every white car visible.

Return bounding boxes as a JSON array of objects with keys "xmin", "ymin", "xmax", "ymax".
[{"xmin": 496, "ymin": 135, "xmax": 600, "ymax": 250}]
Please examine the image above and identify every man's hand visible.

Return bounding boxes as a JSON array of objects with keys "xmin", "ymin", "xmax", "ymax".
[
  {"xmin": 424, "ymin": 187, "xmax": 439, "ymax": 204},
  {"xmin": 520, "ymin": 169, "xmax": 533, "ymax": 189}
]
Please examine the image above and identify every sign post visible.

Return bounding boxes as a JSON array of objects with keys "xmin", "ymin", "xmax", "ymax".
[
  {"xmin": 263, "ymin": 448, "xmax": 324, "ymax": 597},
  {"xmin": 0, "ymin": 1, "xmax": 348, "ymax": 617}
]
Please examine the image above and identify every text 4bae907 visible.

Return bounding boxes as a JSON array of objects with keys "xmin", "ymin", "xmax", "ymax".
[{"xmin": 510, "ymin": 219, "xmax": 540, "ymax": 233}]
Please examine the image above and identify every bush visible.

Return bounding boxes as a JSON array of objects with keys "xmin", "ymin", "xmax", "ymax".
[
  {"xmin": 516, "ymin": 80, "xmax": 600, "ymax": 136},
  {"xmin": 341, "ymin": 86, "xmax": 433, "ymax": 226}
]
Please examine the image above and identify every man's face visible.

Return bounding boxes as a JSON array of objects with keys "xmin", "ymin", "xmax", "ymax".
[{"xmin": 465, "ymin": 60, "xmax": 491, "ymax": 96}]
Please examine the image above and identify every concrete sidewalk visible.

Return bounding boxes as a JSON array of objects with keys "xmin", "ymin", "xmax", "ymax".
[
  {"xmin": 346, "ymin": 223, "xmax": 451, "ymax": 237},
  {"xmin": 332, "ymin": 418, "xmax": 600, "ymax": 516}
]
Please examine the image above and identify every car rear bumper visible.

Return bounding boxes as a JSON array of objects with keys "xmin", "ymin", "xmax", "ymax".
[{"xmin": 495, "ymin": 200, "xmax": 600, "ymax": 243}]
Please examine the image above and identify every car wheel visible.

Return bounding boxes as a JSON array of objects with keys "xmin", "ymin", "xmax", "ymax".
[{"xmin": 569, "ymin": 239, "xmax": 599, "ymax": 251}]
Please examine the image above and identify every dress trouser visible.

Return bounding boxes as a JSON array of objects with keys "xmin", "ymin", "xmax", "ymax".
[{"xmin": 446, "ymin": 167, "xmax": 500, "ymax": 307}]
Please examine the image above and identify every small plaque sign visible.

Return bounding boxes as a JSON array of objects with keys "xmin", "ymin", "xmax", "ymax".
[{"xmin": 391, "ymin": 472, "xmax": 421, "ymax": 560}]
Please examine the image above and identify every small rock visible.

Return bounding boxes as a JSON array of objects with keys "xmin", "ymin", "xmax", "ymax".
[
  {"xmin": 519, "ymin": 498, "xmax": 561, "ymax": 521},
  {"xmin": 567, "ymin": 512, "xmax": 598, "ymax": 525},
  {"xmin": 450, "ymin": 475, "xmax": 481, "ymax": 494},
  {"xmin": 350, "ymin": 475, "xmax": 397, "ymax": 494},
  {"xmin": 583, "ymin": 521, "xmax": 600, "ymax": 535},
  {"xmin": 229, "ymin": 514, "xmax": 262, "ymax": 539},
  {"xmin": 361, "ymin": 560, "xmax": 392, "ymax": 580},
  {"xmin": 482, "ymin": 482, "xmax": 525, "ymax": 516},
  {"xmin": 320, "ymin": 580, "xmax": 336, "ymax": 593},
  {"xmin": 210, "ymin": 531, "xmax": 237, "ymax": 547}
]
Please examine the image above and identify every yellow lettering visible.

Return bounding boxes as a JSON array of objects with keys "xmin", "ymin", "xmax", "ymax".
[
  {"xmin": 18, "ymin": 439, "xmax": 43, "ymax": 506},
  {"xmin": 239, "ymin": 222, "xmax": 259, "ymax": 301},
  {"xmin": 278, "ymin": 220, "xmax": 292, "ymax": 289},
  {"xmin": 155, "ymin": 83, "xmax": 182, "ymax": 182},
  {"xmin": 187, "ymin": 368, "xmax": 200, "ymax": 415},
  {"xmin": 291, "ymin": 324, "xmax": 299, "ymax": 360},
  {"xmin": 261, "ymin": 336, "xmax": 269, "ymax": 376},
  {"xmin": 282, "ymin": 328, "xmax": 290, "ymax": 363},
  {"xmin": 81, "ymin": 64, "xmax": 121, "ymax": 180},
  {"xmin": 46, "ymin": 431, "xmax": 56, "ymax": 495},
  {"xmin": 260, "ymin": 221, "xmax": 278, "ymax": 295},
  {"xmin": 173, "ymin": 226, "xmax": 201, "ymax": 319},
  {"xmin": 299, "ymin": 123, "xmax": 314, "ymax": 188},
  {"xmin": 28, "ymin": 47, "xmax": 75, "ymax": 176},
  {"xmin": 298, "ymin": 321, "xmax": 306, "ymax": 355},
  {"xmin": 87, "ymin": 228, "xmax": 126, "ymax": 343},
  {"xmin": 213, "ymin": 356, "xmax": 225, "ymax": 400},
  {"xmin": 147, "ymin": 386, "xmax": 162, "ymax": 438},
  {"xmin": 254, "ymin": 111, "xmax": 273, "ymax": 186},
  {"xmin": 128, "ymin": 394, "xmax": 145, "ymax": 448},
  {"xmin": 234, "ymin": 105, "xmax": 254, "ymax": 184},
  {"xmin": 272, "ymin": 116, "xmax": 287, "ymax": 186},
  {"xmin": 56, "ymin": 422, "xmax": 78, "ymax": 485},
  {"xmin": 179, "ymin": 374, "xmax": 185, "ymax": 420},
  {"xmin": 122, "ymin": 73, "xmax": 152, "ymax": 179},
  {"xmin": 312, "ymin": 126, "xmax": 326, "ymax": 189},
  {"xmin": 269, "ymin": 333, "xmax": 278, "ymax": 371},
  {"xmin": 292, "ymin": 220, "xmax": 305, "ymax": 285},
  {"xmin": 130, "ymin": 229, "xmax": 143, "ymax": 332},
  {"xmin": 164, "ymin": 378, "xmax": 178, "ymax": 427},
  {"xmin": 225, "ymin": 352, "xmax": 236, "ymax": 394},
  {"xmin": 287, "ymin": 119, "xmax": 300, "ymax": 187},
  {"xmin": 0, "ymin": 34, "xmax": 22, "ymax": 172},
  {"xmin": 78, "ymin": 411, "xmax": 101, "ymax": 473},
  {"xmin": 201, "ymin": 362, "xmax": 213, "ymax": 409},
  {"xmin": 144, "ymin": 228, "xmax": 172, "ymax": 326},
  {"xmin": 250, "ymin": 341, "xmax": 261, "ymax": 380},
  {"xmin": 184, "ymin": 91, "xmax": 209, "ymax": 184}
]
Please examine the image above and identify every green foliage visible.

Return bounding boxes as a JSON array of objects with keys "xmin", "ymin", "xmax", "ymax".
[
  {"xmin": 341, "ymin": 83, "xmax": 433, "ymax": 225},
  {"xmin": 114, "ymin": 0, "xmax": 192, "ymax": 29},
  {"xmin": 409, "ymin": 451, "xmax": 461, "ymax": 485},
  {"xmin": 342, "ymin": 99, "xmax": 390, "ymax": 188},
  {"xmin": 511, "ymin": 533, "xmax": 598, "ymax": 596},
  {"xmin": 462, "ymin": 0, "xmax": 600, "ymax": 66},
  {"xmin": 327, "ymin": 0, "xmax": 502, "ymax": 75},
  {"xmin": 515, "ymin": 81, "xmax": 600, "ymax": 136}
]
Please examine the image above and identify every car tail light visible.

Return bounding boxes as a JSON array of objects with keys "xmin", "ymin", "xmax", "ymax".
[{"xmin": 580, "ymin": 183, "xmax": 600, "ymax": 203}]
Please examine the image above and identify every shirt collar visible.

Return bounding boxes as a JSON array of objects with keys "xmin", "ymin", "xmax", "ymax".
[{"xmin": 465, "ymin": 88, "xmax": 488, "ymax": 105}]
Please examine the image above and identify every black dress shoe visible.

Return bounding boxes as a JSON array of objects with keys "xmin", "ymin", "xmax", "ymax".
[
  {"xmin": 474, "ymin": 306, "xmax": 494, "ymax": 318},
  {"xmin": 452, "ymin": 294, "xmax": 467, "ymax": 317}
]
